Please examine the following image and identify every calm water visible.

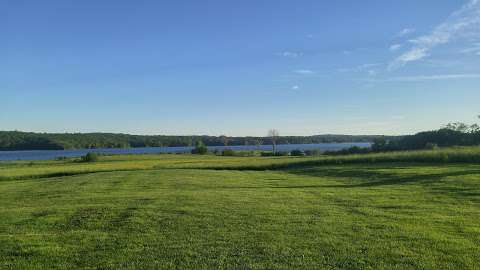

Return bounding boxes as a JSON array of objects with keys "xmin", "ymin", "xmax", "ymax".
[{"xmin": 0, "ymin": 143, "xmax": 371, "ymax": 161}]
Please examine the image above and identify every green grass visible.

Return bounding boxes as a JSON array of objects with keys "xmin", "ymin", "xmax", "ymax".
[
  {"xmin": 1, "ymin": 149, "xmax": 480, "ymax": 269},
  {"xmin": 2, "ymin": 146, "xmax": 480, "ymax": 181}
]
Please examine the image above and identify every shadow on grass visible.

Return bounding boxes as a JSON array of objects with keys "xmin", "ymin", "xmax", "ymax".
[
  {"xmin": 0, "ymin": 168, "xmax": 149, "ymax": 182},
  {"xmin": 286, "ymin": 166, "xmax": 480, "ymax": 188},
  {"xmin": 201, "ymin": 162, "xmax": 480, "ymax": 203},
  {"xmin": 428, "ymin": 185, "xmax": 480, "ymax": 202}
]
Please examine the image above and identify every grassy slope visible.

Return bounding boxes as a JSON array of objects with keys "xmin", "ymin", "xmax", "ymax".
[
  {"xmin": 2, "ymin": 146, "xmax": 480, "ymax": 181},
  {"xmin": 0, "ymin": 155, "xmax": 308, "ymax": 181},
  {"xmin": 1, "ymin": 151, "xmax": 480, "ymax": 269}
]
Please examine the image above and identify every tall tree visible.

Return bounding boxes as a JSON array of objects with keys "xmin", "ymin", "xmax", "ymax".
[{"xmin": 445, "ymin": 122, "xmax": 469, "ymax": 132}]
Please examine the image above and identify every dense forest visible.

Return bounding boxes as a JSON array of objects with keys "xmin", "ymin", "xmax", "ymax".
[
  {"xmin": 4, "ymin": 119, "xmax": 478, "ymax": 152},
  {"xmin": 372, "ymin": 121, "xmax": 480, "ymax": 152},
  {"xmin": 0, "ymin": 131, "xmax": 392, "ymax": 151}
]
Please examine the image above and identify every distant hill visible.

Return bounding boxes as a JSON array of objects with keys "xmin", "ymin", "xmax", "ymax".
[{"xmin": 0, "ymin": 131, "xmax": 401, "ymax": 151}]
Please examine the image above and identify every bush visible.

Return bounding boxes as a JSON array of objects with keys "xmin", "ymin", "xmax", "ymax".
[
  {"xmin": 324, "ymin": 146, "xmax": 371, "ymax": 156},
  {"xmin": 81, "ymin": 152, "xmax": 99, "ymax": 162},
  {"xmin": 236, "ymin": 151, "xmax": 257, "ymax": 157},
  {"xmin": 425, "ymin": 142, "xmax": 439, "ymax": 150},
  {"xmin": 290, "ymin": 149, "xmax": 305, "ymax": 156},
  {"xmin": 304, "ymin": 149, "xmax": 322, "ymax": 156},
  {"xmin": 222, "ymin": 149, "xmax": 236, "ymax": 156},
  {"xmin": 260, "ymin": 151, "xmax": 289, "ymax": 157},
  {"xmin": 260, "ymin": 152, "xmax": 275, "ymax": 157},
  {"xmin": 191, "ymin": 141, "xmax": 208, "ymax": 155},
  {"xmin": 191, "ymin": 146, "xmax": 208, "ymax": 155}
]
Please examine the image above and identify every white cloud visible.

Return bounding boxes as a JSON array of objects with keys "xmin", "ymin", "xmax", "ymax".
[
  {"xmin": 293, "ymin": 69, "xmax": 315, "ymax": 75},
  {"xmin": 396, "ymin": 28, "xmax": 416, "ymax": 37},
  {"xmin": 396, "ymin": 48, "xmax": 428, "ymax": 62},
  {"xmin": 389, "ymin": 44, "xmax": 402, "ymax": 51},
  {"xmin": 357, "ymin": 63, "xmax": 381, "ymax": 70},
  {"xmin": 338, "ymin": 63, "xmax": 382, "ymax": 73},
  {"xmin": 390, "ymin": 0, "xmax": 480, "ymax": 69},
  {"xmin": 372, "ymin": 73, "xmax": 480, "ymax": 82},
  {"xmin": 277, "ymin": 51, "xmax": 303, "ymax": 58},
  {"xmin": 291, "ymin": 85, "xmax": 300, "ymax": 90}
]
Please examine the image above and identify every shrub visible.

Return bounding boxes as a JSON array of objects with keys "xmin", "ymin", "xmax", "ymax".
[
  {"xmin": 222, "ymin": 149, "xmax": 236, "ymax": 156},
  {"xmin": 324, "ymin": 146, "xmax": 371, "ymax": 156},
  {"xmin": 425, "ymin": 142, "xmax": 439, "ymax": 150},
  {"xmin": 81, "ymin": 152, "xmax": 99, "ymax": 162},
  {"xmin": 304, "ymin": 149, "xmax": 322, "ymax": 156},
  {"xmin": 275, "ymin": 151, "xmax": 289, "ymax": 156},
  {"xmin": 261, "ymin": 152, "xmax": 275, "ymax": 157},
  {"xmin": 236, "ymin": 151, "xmax": 257, "ymax": 157},
  {"xmin": 191, "ymin": 141, "xmax": 208, "ymax": 155},
  {"xmin": 290, "ymin": 149, "xmax": 305, "ymax": 156}
]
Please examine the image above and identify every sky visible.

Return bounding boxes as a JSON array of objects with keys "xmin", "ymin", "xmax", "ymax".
[{"xmin": 2, "ymin": 0, "xmax": 480, "ymax": 136}]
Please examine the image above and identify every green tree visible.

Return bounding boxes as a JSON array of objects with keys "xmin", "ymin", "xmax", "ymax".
[
  {"xmin": 81, "ymin": 152, "xmax": 99, "ymax": 162},
  {"xmin": 445, "ymin": 122, "xmax": 469, "ymax": 132},
  {"xmin": 372, "ymin": 137, "xmax": 388, "ymax": 152},
  {"xmin": 191, "ymin": 141, "xmax": 208, "ymax": 155}
]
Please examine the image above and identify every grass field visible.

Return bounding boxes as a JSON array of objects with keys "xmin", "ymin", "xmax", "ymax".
[{"xmin": 1, "ymin": 149, "xmax": 480, "ymax": 269}]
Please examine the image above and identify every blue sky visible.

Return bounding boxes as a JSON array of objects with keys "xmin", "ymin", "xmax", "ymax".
[{"xmin": 2, "ymin": 0, "xmax": 480, "ymax": 136}]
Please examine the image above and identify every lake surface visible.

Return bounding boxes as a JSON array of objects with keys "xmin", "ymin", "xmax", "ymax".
[{"xmin": 0, "ymin": 143, "xmax": 371, "ymax": 161}]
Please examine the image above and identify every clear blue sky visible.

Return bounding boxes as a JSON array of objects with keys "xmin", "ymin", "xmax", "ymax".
[{"xmin": 2, "ymin": 0, "xmax": 480, "ymax": 136}]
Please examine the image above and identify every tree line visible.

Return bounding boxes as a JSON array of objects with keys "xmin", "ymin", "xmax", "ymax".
[
  {"xmin": 0, "ymin": 131, "xmax": 389, "ymax": 151},
  {"xmin": 372, "ymin": 117, "xmax": 480, "ymax": 152}
]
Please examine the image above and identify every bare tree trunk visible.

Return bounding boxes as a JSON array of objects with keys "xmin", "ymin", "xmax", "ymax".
[{"xmin": 268, "ymin": 129, "xmax": 279, "ymax": 155}]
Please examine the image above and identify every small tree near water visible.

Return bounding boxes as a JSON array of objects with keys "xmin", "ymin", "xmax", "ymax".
[
  {"xmin": 268, "ymin": 129, "xmax": 279, "ymax": 154},
  {"xmin": 191, "ymin": 141, "xmax": 208, "ymax": 155},
  {"xmin": 81, "ymin": 152, "xmax": 99, "ymax": 162}
]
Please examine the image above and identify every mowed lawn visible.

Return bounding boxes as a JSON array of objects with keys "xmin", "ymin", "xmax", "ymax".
[{"xmin": 1, "ymin": 155, "xmax": 480, "ymax": 269}]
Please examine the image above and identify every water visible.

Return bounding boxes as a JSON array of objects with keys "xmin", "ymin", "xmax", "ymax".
[{"xmin": 0, "ymin": 143, "xmax": 371, "ymax": 161}]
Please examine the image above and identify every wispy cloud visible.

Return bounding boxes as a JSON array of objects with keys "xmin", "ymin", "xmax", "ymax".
[
  {"xmin": 276, "ymin": 51, "xmax": 303, "ymax": 58},
  {"xmin": 390, "ymin": 0, "xmax": 480, "ymax": 69},
  {"xmin": 357, "ymin": 63, "xmax": 382, "ymax": 70},
  {"xmin": 370, "ymin": 73, "xmax": 480, "ymax": 82},
  {"xmin": 291, "ymin": 85, "xmax": 300, "ymax": 90},
  {"xmin": 396, "ymin": 28, "xmax": 416, "ymax": 38},
  {"xmin": 395, "ymin": 48, "xmax": 428, "ymax": 63},
  {"xmin": 277, "ymin": 70, "xmax": 326, "ymax": 82},
  {"xmin": 389, "ymin": 44, "xmax": 402, "ymax": 51},
  {"xmin": 459, "ymin": 43, "xmax": 480, "ymax": 55},
  {"xmin": 338, "ymin": 63, "xmax": 382, "ymax": 73},
  {"xmin": 293, "ymin": 69, "xmax": 315, "ymax": 75}
]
